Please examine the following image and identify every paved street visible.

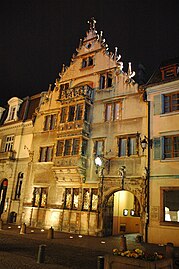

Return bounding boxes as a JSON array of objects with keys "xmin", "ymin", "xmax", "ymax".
[{"xmin": 0, "ymin": 224, "xmax": 172, "ymax": 269}]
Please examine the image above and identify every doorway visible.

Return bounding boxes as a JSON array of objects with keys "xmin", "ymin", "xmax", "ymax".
[{"xmin": 103, "ymin": 190, "xmax": 140, "ymax": 236}]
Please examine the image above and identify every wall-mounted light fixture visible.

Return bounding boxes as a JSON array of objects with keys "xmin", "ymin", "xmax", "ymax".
[
  {"xmin": 130, "ymin": 209, "xmax": 135, "ymax": 216},
  {"xmin": 137, "ymin": 133, "xmax": 153, "ymax": 152},
  {"xmin": 123, "ymin": 209, "xmax": 128, "ymax": 216},
  {"xmin": 94, "ymin": 155, "xmax": 111, "ymax": 175}
]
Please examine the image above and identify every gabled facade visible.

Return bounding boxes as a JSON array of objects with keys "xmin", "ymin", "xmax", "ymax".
[
  {"xmin": 0, "ymin": 94, "xmax": 42, "ymax": 224},
  {"xmin": 22, "ymin": 19, "xmax": 148, "ymax": 238},
  {"xmin": 146, "ymin": 57, "xmax": 179, "ymax": 246}
]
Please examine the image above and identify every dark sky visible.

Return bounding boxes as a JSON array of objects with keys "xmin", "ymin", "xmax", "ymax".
[{"xmin": 0, "ymin": 0, "xmax": 179, "ymax": 106}]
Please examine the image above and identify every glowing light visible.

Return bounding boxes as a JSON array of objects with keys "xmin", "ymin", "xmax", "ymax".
[
  {"xmin": 8, "ymin": 226, "xmax": 11, "ymax": 229},
  {"xmin": 101, "ymin": 241, "xmax": 106, "ymax": 244},
  {"xmin": 78, "ymin": 235, "xmax": 83, "ymax": 238},
  {"xmin": 69, "ymin": 236, "xmax": 73, "ymax": 239},
  {"xmin": 41, "ymin": 229, "xmax": 44, "ymax": 232},
  {"xmin": 18, "ymin": 225, "xmax": 21, "ymax": 229}
]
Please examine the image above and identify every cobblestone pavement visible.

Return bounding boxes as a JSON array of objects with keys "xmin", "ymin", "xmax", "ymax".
[{"xmin": 0, "ymin": 224, "xmax": 173, "ymax": 269}]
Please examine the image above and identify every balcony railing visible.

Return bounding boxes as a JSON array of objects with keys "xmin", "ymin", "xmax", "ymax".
[
  {"xmin": 58, "ymin": 85, "xmax": 94, "ymax": 103},
  {"xmin": 58, "ymin": 121, "xmax": 90, "ymax": 134},
  {"xmin": 54, "ymin": 155, "xmax": 87, "ymax": 169},
  {"xmin": 0, "ymin": 150, "xmax": 16, "ymax": 160}
]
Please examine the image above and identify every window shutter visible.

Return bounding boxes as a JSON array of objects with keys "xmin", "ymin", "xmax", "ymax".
[
  {"xmin": 161, "ymin": 95, "xmax": 165, "ymax": 114},
  {"xmin": 160, "ymin": 137, "xmax": 165, "ymax": 159},
  {"xmin": 154, "ymin": 95, "xmax": 161, "ymax": 115},
  {"xmin": 153, "ymin": 137, "xmax": 161, "ymax": 160}
]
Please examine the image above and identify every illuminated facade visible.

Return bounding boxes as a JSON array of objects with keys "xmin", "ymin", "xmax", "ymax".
[
  {"xmin": 0, "ymin": 94, "xmax": 42, "ymax": 224},
  {"xmin": 146, "ymin": 57, "xmax": 179, "ymax": 246},
  {"xmin": 21, "ymin": 19, "xmax": 148, "ymax": 237},
  {"xmin": 0, "ymin": 19, "xmax": 148, "ymax": 238}
]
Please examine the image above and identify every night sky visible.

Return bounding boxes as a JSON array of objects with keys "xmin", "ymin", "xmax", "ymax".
[{"xmin": 0, "ymin": 0, "xmax": 179, "ymax": 106}]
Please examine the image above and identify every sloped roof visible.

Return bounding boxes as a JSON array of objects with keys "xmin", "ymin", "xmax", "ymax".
[
  {"xmin": 0, "ymin": 93, "xmax": 41, "ymax": 126},
  {"xmin": 146, "ymin": 56, "xmax": 179, "ymax": 86}
]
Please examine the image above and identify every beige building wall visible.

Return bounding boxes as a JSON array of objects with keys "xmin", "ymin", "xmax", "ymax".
[{"xmin": 147, "ymin": 73, "xmax": 179, "ymax": 246}]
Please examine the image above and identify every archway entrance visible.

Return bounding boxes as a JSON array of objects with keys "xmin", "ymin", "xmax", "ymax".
[
  {"xmin": 0, "ymin": 178, "xmax": 8, "ymax": 216},
  {"xmin": 103, "ymin": 190, "xmax": 140, "ymax": 236}
]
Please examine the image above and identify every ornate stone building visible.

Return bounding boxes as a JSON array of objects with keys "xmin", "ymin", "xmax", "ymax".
[
  {"xmin": 146, "ymin": 57, "xmax": 179, "ymax": 246},
  {"xmin": 21, "ymin": 19, "xmax": 148, "ymax": 238},
  {"xmin": 0, "ymin": 19, "xmax": 148, "ymax": 239}
]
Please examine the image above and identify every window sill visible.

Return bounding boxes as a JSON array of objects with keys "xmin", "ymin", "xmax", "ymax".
[
  {"xmin": 80, "ymin": 65, "xmax": 95, "ymax": 71},
  {"xmin": 160, "ymin": 221, "xmax": 179, "ymax": 227},
  {"xmin": 160, "ymin": 110, "xmax": 179, "ymax": 117},
  {"xmin": 96, "ymin": 86, "xmax": 113, "ymax": 92},
  {"xmin": 161, "ymin": 158, "xmax": 179, "ymax": 162}
]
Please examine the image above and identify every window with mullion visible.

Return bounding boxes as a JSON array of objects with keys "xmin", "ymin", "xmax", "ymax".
[
  {"xmin": 164, "ymin": 92, "xmax": 179, "ymax": 113},
  {"xmin": 164, "ymin": 135, "xmax": 179, "ymax": 158},
  {"xmin": 39, "ymin": 146, "xmax": 53, "ymax": 162},
  {"xmin": 72, "ymin": 138, "xmax": 80, "ymax": 155},
  {"xmin": 118, "ymin": 135, "xmax": 137, "ymax": 157},
  {"xmin": 94, "ymin": 140, "xmax": 104, "ymax": 156},
  {"xmin": 64, "ymin": 139, "xmax": 72, "ymax": 156},
  {"xmin": 56, "ymin": 141, "xmax": 64, "ymax": 156},
  {"xmin": 60, "ymin": 107, "xmax": 68, "ymax": 123},
  {"xmin": 105, "ymin": 104, "xmax": 112, "ymax": 121},
  {"xmin": 76, "ymin": 104, "xmax": 83, "ymax": 121},
  {"xmin": 32, "ymin": 187, "xmax": 47, "ymax": 208},
  {"xmin": 4, "ymin": 135, "xmax": 14, "ymax": 152},
  {"xmin": 114, "ymin": 102, "xmax": 121, "ymax": 120},
  {"xmin": 68, "ymin": 106, "xmax": 75, "ymax": 122}
]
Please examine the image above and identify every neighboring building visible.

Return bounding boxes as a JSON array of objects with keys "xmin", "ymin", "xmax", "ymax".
[
  {"xmin": 146, "ymin": 57, "xmax": 179, "ymax": 246},
  {"xmin": 22, "ymin": 19, "xmax": 148, "ymax": 238},
  {"xmin": 0, "ymin": 94, "xmax": 42, "ymax": 224}
]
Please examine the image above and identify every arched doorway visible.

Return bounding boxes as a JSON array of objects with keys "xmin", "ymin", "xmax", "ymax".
[
  {"xmin": 0, "ymin": 178, "xmax": 8, "ymax": 216},
  {"xmin": 103, "ymin": 190, "xmax": 141, "ymax": 236}
]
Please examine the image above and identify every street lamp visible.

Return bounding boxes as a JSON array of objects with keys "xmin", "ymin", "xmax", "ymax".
[{"xmin": 140, "ymin": 135, "xmax": 153, "ymax": 153}]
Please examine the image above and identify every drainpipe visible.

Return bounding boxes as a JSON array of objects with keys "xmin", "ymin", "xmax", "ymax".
[{"xmin": 145, "ymin": 99, "xmax": 150, "ymax": 243}]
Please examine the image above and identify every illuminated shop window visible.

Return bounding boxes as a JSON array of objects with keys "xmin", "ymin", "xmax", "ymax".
[
  {"xmin": 91, "ymin": 189, "xmax": 98, "ymax": 211},
  {"xmin": 32, "ymin": 187, "xmax": 47, "ymax": 208},
  {"xmin": 72, "ymin": 188, "xmax": 79, "ymax": 210},
  {"xmin": 65, "ymin": 188, "xmax": 72, "ymax": 209},
  {"xmin": 162, "ymin": 188, "xmax": 179, "ymax": 223},
  {"xmin": 83, "ymin": 188, "xmax": 90, "ymax": 210}
]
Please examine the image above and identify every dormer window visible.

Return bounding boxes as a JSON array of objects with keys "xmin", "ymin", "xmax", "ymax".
[
  {"xmin": 160, "ymin": 64, "xmax": 178, "ymax": 81},
  {"xmin": 9, "ymin": 106, "xmax": 16, "ymax": 121},
  {"xmin": 5, "ymin": 97, "xmax": 23, "ymax": 123}
]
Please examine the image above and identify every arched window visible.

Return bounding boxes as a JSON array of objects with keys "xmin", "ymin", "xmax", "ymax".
[
  {"xmin": 0, "ymin": 179, "xmax": 8, "ymax": 215},
  {"xmin": 15, "ymin": 172, "xmax": 23, "ymax": 199}
]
